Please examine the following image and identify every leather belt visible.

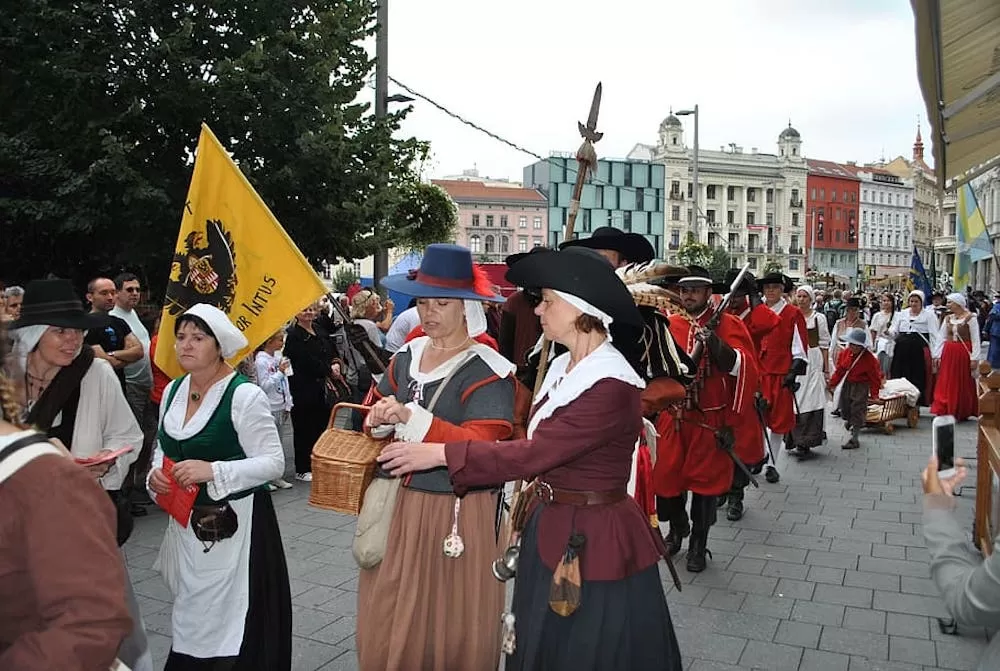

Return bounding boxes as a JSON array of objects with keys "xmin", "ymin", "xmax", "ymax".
[{"xmin": 533, "ymin": 480, "xmax": 627, "ymax": 506}]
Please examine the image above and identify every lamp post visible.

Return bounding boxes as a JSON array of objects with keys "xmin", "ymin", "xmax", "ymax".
[{"xmin": 675, "ymin": 105, "xmax": 699, "ymax": 242}]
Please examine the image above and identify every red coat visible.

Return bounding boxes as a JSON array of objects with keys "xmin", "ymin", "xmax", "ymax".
[
  {"xmin": 653, "ymin": 309, "xmax": 759, "ymax": 497},
  {"xmin": 830, "ymin": 347, "xmax": 882, "ymax": 398},
  {"xmin": 758, "ymin": 302, "xmax": 808, "ymax": 433},
  {"xmin": 726, "ymin": 304, "xmax": 776, "ymax": 466}
]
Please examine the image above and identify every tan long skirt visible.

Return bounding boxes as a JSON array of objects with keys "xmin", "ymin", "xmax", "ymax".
[{"xmin": 356, "ymin": 487, "xmax": 504, "ymax": 671}]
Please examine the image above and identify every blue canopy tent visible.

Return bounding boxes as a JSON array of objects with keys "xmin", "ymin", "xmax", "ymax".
[{"xmin": 367, "ymin": 251, "xmax": 422, "ymax": 311}]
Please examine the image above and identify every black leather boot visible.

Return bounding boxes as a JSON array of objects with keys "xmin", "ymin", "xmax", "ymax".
[
  {"xmin": 657, "ymin": 494, "xmax": 689, "ymax": 557},
  {"xmin": 687, "ymin": 494, "xmax": 716, "ymax": 572},
  {"xmin": 726, "ymin": 487, "xmax": 745, "ymax": 521}
]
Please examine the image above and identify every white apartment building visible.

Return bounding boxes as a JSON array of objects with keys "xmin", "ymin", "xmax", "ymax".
[
  {"xmin": 629, "ymin": 117, "xmax": 808, "ymax": 277},
  {"xmin": 842, "ymin": 165, "xmax": 915, "ymax": 280}
]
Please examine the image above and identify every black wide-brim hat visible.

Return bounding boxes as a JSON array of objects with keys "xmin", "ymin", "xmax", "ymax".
[
  {"xmin": 10, "ymin": 278, "xmax": 105, "ymax": 330},
  {"xmin": 558, "ymin": 226, "xmax": 655, "ymax": 264},
  {"xmin": 504, "ymin": 245, "xmax": 551, "ymax": 268},
  {"xmin": 758, "ymin": 272, "xmax": 794, "ymax": 293},
  {"xmin": 505, "ymin": 248, "xmax": 642, "ymax": 329},
  {"xmin": 675, "ymin": 264, "xmax": 729, "ymax": 294},
  {"xmin": 723, "ymin": 268, "xmax": 758, "ymax": 296}
]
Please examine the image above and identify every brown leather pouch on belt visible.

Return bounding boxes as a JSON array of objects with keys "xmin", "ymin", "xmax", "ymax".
[
  {"xmin": 640, "ymin": 377, "xmax": 687, "ymax": 416},
  {"xmin": 549, "ymin": 532, "xmax": 585, "ymax": 616}
]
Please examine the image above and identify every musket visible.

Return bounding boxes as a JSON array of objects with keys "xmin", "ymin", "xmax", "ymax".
[
  {"xmin": 532, "ymin": 82, "xmax": 603, "ymax": 393},
  {"xmin": 498, "ymin": 84, "xmax": 603, "ymax": 579}
]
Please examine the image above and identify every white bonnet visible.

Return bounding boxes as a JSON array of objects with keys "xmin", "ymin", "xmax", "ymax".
[{"xmin": 182, "ymin": 304, "xmax": 248, "ymax": 359}]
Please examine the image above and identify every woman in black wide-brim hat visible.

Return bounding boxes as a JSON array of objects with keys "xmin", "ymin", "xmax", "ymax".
[
  {"xmin": 376, "ymin": 248, "xmax": 683, "ymax": 671},
  {"xmin": 559, "ymin": 225, "xmax": 656, "ymax": 266}
]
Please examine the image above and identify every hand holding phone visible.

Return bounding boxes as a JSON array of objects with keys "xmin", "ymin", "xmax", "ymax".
[{"xmin": 932, "ymin": 415, "xmax": 957, "ymax": 479}]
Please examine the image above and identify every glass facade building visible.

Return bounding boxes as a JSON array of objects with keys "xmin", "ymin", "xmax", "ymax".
[{"xmin": 523, "ymin": 155, "xmax": 665, "ymax": 255}]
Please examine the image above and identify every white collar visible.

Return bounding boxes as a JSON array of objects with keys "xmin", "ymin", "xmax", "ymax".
[
  {"xmin": 768, "ymin": 298, "xmax": 786, "ymax": 315},
  {"xmin": 401, "ymin": 336, "xmax": 515, "ymax": 382},
  {"xmin": 527, "ymin": 340, "xmax": 645, "ymax": 439}
]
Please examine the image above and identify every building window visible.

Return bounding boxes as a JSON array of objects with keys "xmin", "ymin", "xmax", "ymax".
[
  {"xmin": 635, "ymin": 187, "xmax": 645, "ymax": 209},
  {"xmin": 727, "ymin": 210, "xmax": 735, "ymax": 224},
  {"xmin": 472, "ymin": 214, "xmax": 480, "ymax": 226},
  {"xmin": 624, "ymin": 163, "xmax": 632, "ymax": 187},
  {"xmin": 533, "ymin": 216, "xmax": 542, "ymax": 229},
  {"xmin": 707, "ymin": 185, "xmax": 717, "ymax": 200},
  {"xmin": 518, "ymin": 237, "xmax": 527, "ymax": 252},
  {"xmin": 500, "ymin": 215, "xmax": 508, "ymax": 227},
  {"xmin": 766, "ymin": 188, "xmax": 774, "ymax": 204},
  {"xmin": 791, "ymin": 188, "xmax": 799, "ymax": 203},
  {"xmin": 486, "ymin": 215, "xmax": 494, "ymax": 227},
  {"xmin": 727, "ymin": 185, "xmax": 736, "ymax": 200},
  {"xmin": 671, "ymin": 205, "xmax": 680, "ymax": 220},
  {"xmin": 706, "ymin": 209, "xmax": 716, "ymax": 224},
  {"xmin": 687, "ymin": 182, "xmax": 693, "ymax": 198},
  {"xmin": 879, "ymin": 192, "xmax": 884, "ymax": 204},
  {"xmin": 830, "ymin": 190, "xmax": 837, "ymax": 202},
  {"xmin": 470, "ymin": 235, "xmax": 481, "ymax": 253},
  {"xmin": 747, "ymin": 212, "xmax": 755, "ymax": 226},
  {"xmin": 670, "ymin": 230, "xmax": 679, "ymax": 247},
  {"xmin": 811, "ymin": 188, "xmax": 817, "ymax": 200},
  {"xmin": 789, "ymin": 259, "xmax": 799, "ymax": 270},
  {"xmin": 623, "ymin": 211, "xmax": 632, "ymax": 231},
  {"xmin": 500, "ymin": 237, "xmax": 509, "ymax": 253},
  {"xmin": 747, "ymin": 188, "xmax": 756, "ymax": 203},
  {"xmin": 766, "ymin": 213, "xmax": 774, "ymax": 227},
  {"xmin": 533, "ymin": 237, "xmax": 543, "ymax": 247},
  {"xmin": 748, "ymin": 257, "xmax": 758, "ymax": 270},
  {"xmin": 863, "ymin": 211, "xmax": 868, "ymax": 223},
  {"xmin": 518, "ymin": 216, "xmax": 527, "ymax": 228},
  {"xmin": 863, "ymin": 189, "xmax": 868, "ymax": 201},
  {"xmin": 819, "ymin": 188, "xmax": 825, "ymax": 200},
  {"xmin": 790, "ymin": 235, "xmax": 799, "ymax": 250},
  {"xmin": 671, "ymin": 180, "xmax": 681, "ymax": 197},
  {"xmin": 687, "ymin": 209, "xmax": 693, "ymax": 224},
  {"xmin": 484, "ymin": 235, "xmax": 495, "ymax": 253},
  {"xmin": 792, "ymin": 212, "xmax": 799, "ymax": 227}
]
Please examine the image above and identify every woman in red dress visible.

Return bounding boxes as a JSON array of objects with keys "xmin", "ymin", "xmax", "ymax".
[{"xmin": 931, "ymin": 292, "xmax": 981, "ymax": 421}]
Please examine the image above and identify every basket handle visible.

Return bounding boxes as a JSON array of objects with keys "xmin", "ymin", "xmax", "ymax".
[{"xmin": 328, "ymin": 402, "xmax": 371, "ymax": 429}]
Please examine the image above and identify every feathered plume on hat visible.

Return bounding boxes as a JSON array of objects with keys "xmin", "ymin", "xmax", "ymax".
[{"xmin": 615, "ymin": 262, "xmax": 689, "ymax": 311}]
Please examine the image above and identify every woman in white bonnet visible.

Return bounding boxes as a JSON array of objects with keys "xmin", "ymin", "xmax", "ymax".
[
  {"xmin": 929, "ymin": 292, "xmax": 980, "ymax": 421},
  {"xmin": 147, "ymin": 303, "xmax": 291, "ymax": 670}
]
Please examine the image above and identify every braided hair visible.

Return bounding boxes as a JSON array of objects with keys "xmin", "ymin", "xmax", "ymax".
[{"xmin": 0, "ymin": 320, "xmax": 26, "ymax": 428}]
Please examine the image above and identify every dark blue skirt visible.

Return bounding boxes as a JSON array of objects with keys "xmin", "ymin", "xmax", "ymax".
[{"xmin": 506, "ymin": 509, "xmax": 683, "ymax": 671}]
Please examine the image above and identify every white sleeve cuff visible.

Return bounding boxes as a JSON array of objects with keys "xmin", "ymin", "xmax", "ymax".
[
  {"xmin": 370, "ymin": 424, "xmax": 395, "ymax": 440},
  {"xmin": 395, "ymin": 402, "xmax": 434, "ymax": 442},
  {"xmin": 729, "ymin": 350, "xmax": 742, "ymax": 377},
  {"xmin": 206, "ymin": 462, "xmax": 230, "ymax": 501}
]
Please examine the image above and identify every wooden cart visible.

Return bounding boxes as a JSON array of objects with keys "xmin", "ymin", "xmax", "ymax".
[{"xmin": 865, "ymin": 395, "xmax": 920, "ymax": 434}]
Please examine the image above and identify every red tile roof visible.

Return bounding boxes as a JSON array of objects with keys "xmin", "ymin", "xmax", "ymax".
[
  {"xmin": 807, "ymin": 159, "xmax": 862, "ymax": 180},
  {"xmin": 432, "ymin": 180, "xmax": 547, "ymax": 204}
]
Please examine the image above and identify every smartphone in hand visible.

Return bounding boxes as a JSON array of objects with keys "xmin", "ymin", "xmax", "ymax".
[{"xmin": 932, "ymin": 415, "xmax": 957, "ymax": 479}]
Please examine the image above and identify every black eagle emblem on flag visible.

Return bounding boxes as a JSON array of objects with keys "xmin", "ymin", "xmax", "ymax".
[{"xmin": 166, "ymin": 219, "xmax": 237, "ymax": 315}]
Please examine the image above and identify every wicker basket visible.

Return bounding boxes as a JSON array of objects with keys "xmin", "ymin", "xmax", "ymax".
[{"xmin": 309, "ymin": 403, "xmax": 386, "ymax": 514}]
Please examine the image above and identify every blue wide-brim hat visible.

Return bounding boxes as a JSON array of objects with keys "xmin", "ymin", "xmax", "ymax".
[{"xmin": 380, "ymin": 243, "xmax": 504, "ymax": 302}]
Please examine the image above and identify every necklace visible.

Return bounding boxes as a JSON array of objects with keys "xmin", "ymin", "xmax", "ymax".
[
  {"xmin": 429, "ymin": 337, "xmax": 472, "ymax": 351},
  {"xmin": 189, "ymin": 363, "xmax": 226, "ymax": 403}
]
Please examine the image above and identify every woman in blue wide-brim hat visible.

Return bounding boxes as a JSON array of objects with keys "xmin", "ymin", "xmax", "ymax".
[{"xmin": 355, "ymin": 243, "xmax": 518, "ymax": 670}]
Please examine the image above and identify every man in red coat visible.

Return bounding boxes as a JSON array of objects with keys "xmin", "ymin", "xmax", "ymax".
[
  {"xmin": 757, "ymin": 273, "xmax": 808, "ymax": 481},
  {"xmin": 718, "ymin": 269, "xmax": 778, "ymax": 521},
  {"xmin": 653, "ymin": 266, "xmax": 759, "ymax": 572}
]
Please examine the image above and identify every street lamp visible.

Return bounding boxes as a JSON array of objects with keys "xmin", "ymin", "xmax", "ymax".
[{"xmin": 675, "ymin": 106, "xmax": 700, "ymax": 241}]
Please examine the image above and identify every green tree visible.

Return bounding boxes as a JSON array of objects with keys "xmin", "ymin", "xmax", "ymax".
[
  {"xmin": 390, "ymin": 182, "xmax": 458, "ymax": 250},
  {"xmin": 1, "ymin": 0, "xmax": 434, "ymax": 293},
  {"xmin": 331, "ymin": 266, "xmax": 359, "ymax": 292},
  {"xmin": 763, "ymin": 259, "xmax": 784, "ymax": 275},
  {"xmin": 676, "ymin": 240, "xmax": 731, "ymax": 282}
]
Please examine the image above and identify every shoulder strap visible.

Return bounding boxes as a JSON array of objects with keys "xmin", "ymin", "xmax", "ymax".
[
  {"xmin": 0, "ymin": 433, "xmax": 62, "ymax": 486},
  {"xmin": 426, "ymin": 351, "xmax": 475, "ymax": 412}
]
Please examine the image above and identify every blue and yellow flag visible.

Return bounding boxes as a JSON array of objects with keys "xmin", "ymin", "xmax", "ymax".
[
  {"xmin": 155, "ymin": 124, "xmax": 328, "ymax": 378},
  {"xmin": 907, "ymin": 247, "xmax": 932, "ymax": 304},
  {"xmin": 953, "ymin": 183, "xmax": 993, "ymax": 292}
]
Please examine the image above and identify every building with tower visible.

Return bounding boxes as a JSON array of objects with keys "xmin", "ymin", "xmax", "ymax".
[
  {"xmin": 805, "ymin": 160, "xmax": 861, "ymax": 287},
  {"xmin": 883, "ymin": 123, "xmax": 942, "ymax": 267},
  {"xmin": 628, "ymin": 116, "xmax": 809, "ymax": 279}
]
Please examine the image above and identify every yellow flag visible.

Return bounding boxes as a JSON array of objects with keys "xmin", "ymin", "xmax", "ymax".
[{"xmin": 155, "ymin": 124, "xmax": 328, "ymax": 379}]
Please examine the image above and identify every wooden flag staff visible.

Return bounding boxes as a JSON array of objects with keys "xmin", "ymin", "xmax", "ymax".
[{"xmin": 531, "ymin": 82, "xmax": 604, "ymax": 396}]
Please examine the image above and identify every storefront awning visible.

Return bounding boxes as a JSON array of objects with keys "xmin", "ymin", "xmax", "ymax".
[{"xmin": 912, "ymin": 0, "xmax": 1000, "ymax": 188}]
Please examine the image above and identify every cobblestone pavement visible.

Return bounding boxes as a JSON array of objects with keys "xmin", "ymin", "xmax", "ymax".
[{"xmin": 127, "ymin": 408, "xmax": 990, "ymax": 671}]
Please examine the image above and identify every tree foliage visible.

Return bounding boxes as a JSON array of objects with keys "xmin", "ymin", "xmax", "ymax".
[
  {"xmin": 331, "ymin": 266, "xmax": 359, "ymax": 292},
  {"xmin": 390, "ymin": 181, "xmax": 458, "ymax": 251},
  {"xmin": 1, "ymin": 1, "xmax": 434, "ymax": 294},
  {"xmin": 763, "ymin": 259, "xmax": 784, "ymax": 275},
  {"xmin": 676, "ymin": 240, "xmax": 731, "ymax": 282}
]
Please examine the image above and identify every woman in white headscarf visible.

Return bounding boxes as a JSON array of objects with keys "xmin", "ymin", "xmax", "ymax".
[
  {"xmin": 929, "ymin": 293, "xmax": 981, "ymax": 421},
  {"xmin": 787, "ymin": 285, "xmax": 830, "ymax": 456},
  {"xmin": 147, "ymin": 303, "xmax": 291, "ymax": 670},
  {"xmin": 888, "ymin": 289, "xmax": 940, "ymax": 406}
]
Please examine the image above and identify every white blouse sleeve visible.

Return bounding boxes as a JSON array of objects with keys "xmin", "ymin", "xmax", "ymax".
[
  {"xmin": 93, "ymin": 362, "xmax": 143, "ymax": 491},
  {"xmin": 206, "ymin": 384, "xmax": 284, "ymax": 500},
  {"xmin": 969, "ymin": 315, "xmax": 982, "ymax": 363},
  {"xmin": 817, "ymin": 313, "xmax": 831, "ymax": 350},
  {"xmin": 932, "ymin": 316, "xmax": 947, "ymax": 359},
  {"xmin": 146, "ymin": 379, "xmax": 176, "ymax": 497}
]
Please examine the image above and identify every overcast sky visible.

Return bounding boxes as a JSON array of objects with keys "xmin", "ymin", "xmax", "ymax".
[{"xmin": 379, "ymin": 0, "xmax": 929, "ymax": 182}]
